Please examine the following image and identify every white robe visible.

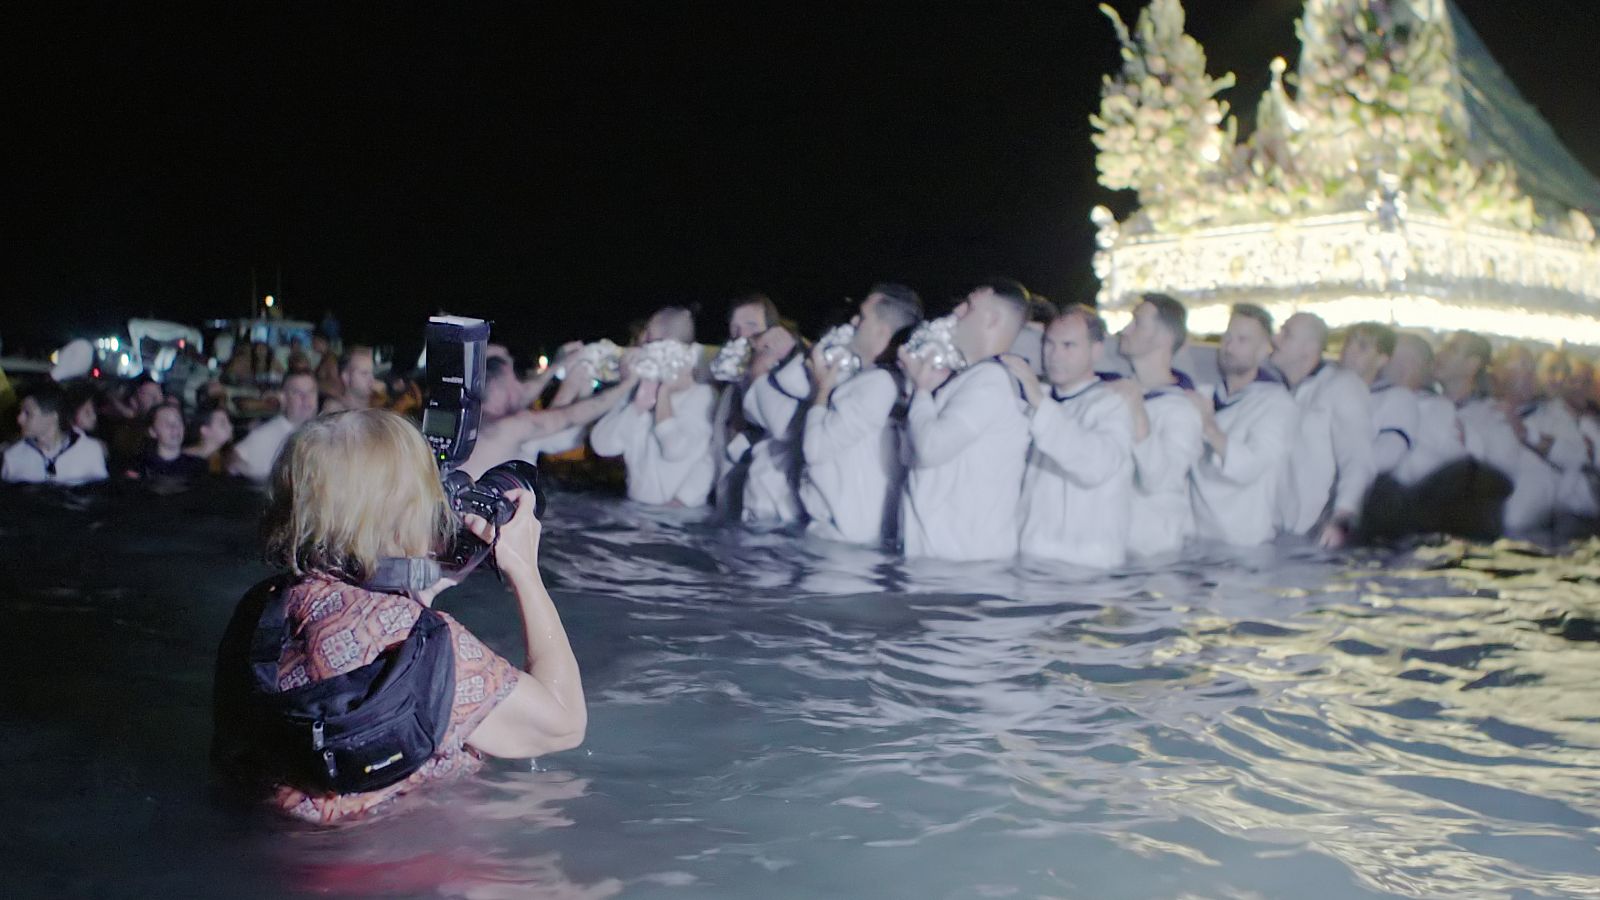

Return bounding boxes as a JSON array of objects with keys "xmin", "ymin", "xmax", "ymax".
[
  {"xmin": 1, "ymin": 432, "xmax": 108, "ymax": 486},
  {"xmin": 902, "ymin": 359, "xmax": 1030, "ymax": 561},
  {"xmin": 1456, "ymin": 398, "xmax": 1557, "ymax": 535},
  {"xmin": 230, "ymin": 415, "xmax": 296, "ymax": 482},
  {"xmin": 741, "ymin": 355, "xmax": 810, "ymax": 522},
  {"xmin": 1129, "ymin": 382, "xmax": 1203, "ymax": 558},
  {"xmin": 1394, "ymin": 390, "xmax": 1466, "ymax": 486},
  {"xmin": 800, "ymin": 366, "xmax": 902, "ymax": 545},
  {"xmin": 589, "ymin": 383, "xmax": 716, "ymax": 507},
  {"xmin": 1276, "ymin": 363, "xmax": 1376, "ymax": 534},
  {"xmin": 1018, "ymin": 377, "xmax": 1135, "ymax": 568},
  {"xmin": 1525, "ymin": 399, "xmax": 1597, "ymax": 518},
  {"xmin": 1369, "ymin": 383, "xmax": 1420, "ymax": 476},
  {"xmin": 1191, "ymin": 376, "xmax": 1298, "ymax": 547}
]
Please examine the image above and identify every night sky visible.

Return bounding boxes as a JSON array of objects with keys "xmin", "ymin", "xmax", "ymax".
[{"xmin": 7, "ymin": 1, "xmax": 1599, "ymax": 362}]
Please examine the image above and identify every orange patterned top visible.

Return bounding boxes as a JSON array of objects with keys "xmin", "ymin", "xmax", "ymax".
[{"xmin": 269, "ymin": 574, "xmax": 520, "ymax": 824}]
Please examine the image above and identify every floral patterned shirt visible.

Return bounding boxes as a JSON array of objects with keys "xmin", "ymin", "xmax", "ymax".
[{"xmin": 269, "ymin": 574, "xmax": 519, "ymax": 824}]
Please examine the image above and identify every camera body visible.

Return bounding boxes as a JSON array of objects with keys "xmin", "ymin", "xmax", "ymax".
[{"xmin": 368, "ymin": 316, "xmax": 544, "ymax": 593}]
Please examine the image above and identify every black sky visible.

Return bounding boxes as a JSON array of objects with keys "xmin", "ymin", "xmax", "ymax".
[{"xmin": 6, "ymin": 1, "xmax": 1598, "ymax": 360}]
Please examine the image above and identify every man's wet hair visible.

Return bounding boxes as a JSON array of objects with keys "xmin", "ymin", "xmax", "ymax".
[
  {"xmin": 869, "ymin": 283, "xmax": 924, "ymax": 333},
  {"xmin": 1394, "ymin": 332, "xmax": 1434, "ymax": 367},
  {"xmin": 339, "ymin": 345, "xmax": 374, "ymax": 372},
  {"xmin": 189, "ymin": 398, "xmax": 229, "ymax": 445},
  {"xmin": 1027, "ymin": 294, "xmax": 1060, "ymax": 325},
  {"xmin": 1452, "ymin": 330, "xmax": 1493, "ymax": 371},
  {"xmin": 22, "ymin": 381, "xmax": 67, "ymax": 429},
  {"xmin": 729, "ymin": 293, "xmax": 781, "ymax": 332},
  {"xmin": 1141, "ymin": 293, "xmax": 1188, "ymax": 354},
  {"xmin": 485, "ymin": 355, "xmax": 514, "ymax": 382},
  {"xmin": 1347, "ymin": 321, "xmax": 1397, "ymax": 358},
  {"xmin": 1231, "ymin": 303, "xmax": 1274, "ymax": 337},
  {"xmin": 973, "ymin": 278, "xmax": 1031, "ymax": 321},
  {"xmin": 1056, "ymin": 303, "xmax": 1108, "ymax": 344}
]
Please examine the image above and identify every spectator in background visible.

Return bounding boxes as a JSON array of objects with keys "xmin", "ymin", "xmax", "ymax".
[
  {"xmin": 229, "ymin": 372, "xmax": 319, "ymax": 482},
  {"xmin": 132, "ymin": 403, "xmax": 207, "ymax": 480},
  {"xmin": 109, "ymin": 376, "xmax": 167, "ymax": 469},
  {"xmin": 320, "ymin": 346, "xmax": 378, "ymax": 413},
  {"xmin": 185, "ymin": 400, "xmax": 236, "ymax": 475},
  {"xmin": 3, "ymin": 382, "xmax": 109, "ymax": 486}
]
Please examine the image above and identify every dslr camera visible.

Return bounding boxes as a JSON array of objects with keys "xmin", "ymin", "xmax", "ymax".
[{"xmin": 369, "ymin": 316, "xmax": 545, "ymax": 593}]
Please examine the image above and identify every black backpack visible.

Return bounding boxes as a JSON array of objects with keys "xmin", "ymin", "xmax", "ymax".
[{"xmin": 212, "ymin": 575, "xmax": 457, "ymax": 795}]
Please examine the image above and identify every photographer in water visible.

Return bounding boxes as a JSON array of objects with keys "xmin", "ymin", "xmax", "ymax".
[{"xmin": 212, "ymin": 406, "xmax": 586, "ymax": 823}]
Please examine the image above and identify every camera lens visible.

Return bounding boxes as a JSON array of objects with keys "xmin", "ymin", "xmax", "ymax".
[{"xmin": 476, "ymin": 459, "xmax": 545, "ymax": 522}]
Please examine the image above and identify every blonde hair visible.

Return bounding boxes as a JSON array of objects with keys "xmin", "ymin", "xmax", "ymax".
[{"xmin": 263, "ymin": 409, "xmax": 454, "ymax": 579}]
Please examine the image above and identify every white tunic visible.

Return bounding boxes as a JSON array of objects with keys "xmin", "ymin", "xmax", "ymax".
[
  {"xmin": 1275, "ymin": 364, "xmax": 1376, "ymax": 534},
  {"xmin": 1018, "ymin": 377, "xmax": 1135, "ymax": 568},
  {"xmin": 1525, "ymin": 399, "xmax": 1597, "ymax": 517},
  {"xmin": 902, "ymin": 359, "xmax": 1030, "ymax": 561},
  {"xmin": 1395, "ymin": 390, "xmax": 1466, "ymax": 486},
  {"xmin": 589, "ymin": 383, "xmax": 716, "ymax": 507},
  {"xmin": 230, "ymin": 415, "xmax": 296, "ymax": 482},
  {"xmin": 800, "ymin": 366, "xmax": 901, "ymax": 545},
  {"xmin": 741, "ymin": 355, "xmax": 809, "ymax": 523},
  {"xmin": 1456, "ymin": 398, "xmax": 1558, "ymax": 535},
  {"xmin": 1129, "ymin": 381, "xmax": 1204, "ymax": 558},
  {"xmin": 711, "ymin": 383, "xmax": 744, "ymax": 510},
  {"xmin": 1190, "ymin": 376, "xmax": 1298, "ymax": 547},
  {"xmin": 1369, "ymin": 382, "xmax": 1421, "ymax": 475},
  {"xmin": 1, "ymin": 432, "xmax": 108, "ymax": 486}
]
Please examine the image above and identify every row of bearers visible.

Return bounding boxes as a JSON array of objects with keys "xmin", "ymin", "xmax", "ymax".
[{"xmin": 472, "ymin": 281, "xmax": 1560, "ymax": 566}]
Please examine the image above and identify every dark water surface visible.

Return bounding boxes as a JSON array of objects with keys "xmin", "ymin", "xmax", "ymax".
[{"xmin": 4, "ymin": 481, "xmax": 1600, "ymax": 899}]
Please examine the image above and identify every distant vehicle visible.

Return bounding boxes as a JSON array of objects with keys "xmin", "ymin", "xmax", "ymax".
[
  {"xmin": 203, "ymin": 317, "xmax": 317, "ymax": 370},
  {"xmin": 90, "ymin": 318, "xmax": 205, "ymax": 382}
]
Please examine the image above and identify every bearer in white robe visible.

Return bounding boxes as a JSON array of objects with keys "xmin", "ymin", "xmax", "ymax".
[
  {"xmin": 800, "ymin": 286, "xmax": 922, "ymax": 545},
  {"xmin": 589, "ymin": 357, "xmax": 716, "ymax": 507},
  {"xmin": 1269, "ymin": 312, "xmax": 1375, "ymax": 547},
  {"xmin": 1011, "ymin": 305, "xmax": 1134, "ymax": 568},
  {"xmin": 740, "ymin": 327, "xmax": 810, "ymax": 523},
  {"xmin": 1526, "ymin": 350, "xmax": 1597, "ymax": 526},
  {"xmin": 1339, "ymin": 322, "xmax": 1417, "ymax": 477},
  {"xmin": 1382, "ymin": 333, "xmax": 1466, "ymax": 486},
  {"xmin": 1106, "ymin": 293, "xmax": 1203, "ymax": 558},
  {"xmin": 1189, "ymin": 305, "xmax": 1298, "ymax": 547},
  {"xmin": 712, "ymin": 295, "xmax": 782, "ymax": 518},
  {"xmin": 898, "ymin": 281, "xmax": 1032, "ymax": 561},
  {"xmin": 1437, "ymin": 337, "xmax": 1557, "ymax": 537}
]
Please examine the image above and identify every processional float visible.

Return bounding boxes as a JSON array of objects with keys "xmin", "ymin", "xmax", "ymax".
[{"xmin": 1089, "ymin": 0, "xmax": 1600, "ymax": 345}]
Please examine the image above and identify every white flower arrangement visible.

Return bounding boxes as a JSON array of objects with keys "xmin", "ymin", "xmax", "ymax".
[
  {"xmin": 816, "ymin": 323, "xmax": 862, "ymax": 377},
  {"xmin": 559, "ymin": 339, "xmax": 622, "ymax": 383},
  {"xmin": 633, "ymin": 340, "xmax": 699, "ymax": 382},
  {"xmin": 904, "ymin": 315, "xmax": 966, "ymax": 371},
  {"xmin": 709, "ymin": 337, "xmax": 752, "ymax": 382}
]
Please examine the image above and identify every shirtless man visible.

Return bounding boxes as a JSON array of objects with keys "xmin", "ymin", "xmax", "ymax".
[{"xmin": 457, "ymin": 356, "xmax": 637, "ymax": 479}]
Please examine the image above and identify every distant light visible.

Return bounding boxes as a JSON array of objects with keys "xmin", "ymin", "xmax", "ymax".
[
  {"xmin": 537, "ymin": 354, "xmax": 549, "ymax": 370},
  {"xmin": 91, "ymin": 367, "xmax": 100, "ymax": 378},
  {"xmin": 120, "ymin": 353, "xmax": 130, "ymax": 366},
  {"xmin": 49, "ymin": 351, "xmax": 59, "ymax": 364},
  {"xmin": 177, "ymin": 339, "xmax": 186, "ymax": 348},
  {"xmin": 264, "ymin": 295, "xmax": 276, "ymax": 309}
]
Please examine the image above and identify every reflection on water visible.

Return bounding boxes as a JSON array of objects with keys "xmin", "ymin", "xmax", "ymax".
[{"xmin": 4, "ymin": 482, "xmax": 1600, "ymax": 898}]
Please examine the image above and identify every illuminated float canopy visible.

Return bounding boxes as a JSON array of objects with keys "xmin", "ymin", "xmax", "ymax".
[{"xmin": 1090, "ymin": 0, "xmax": 1600, "ymax": 345}]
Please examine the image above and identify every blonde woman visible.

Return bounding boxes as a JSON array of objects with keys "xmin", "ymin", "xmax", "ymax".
[{"xmin": 212, "ymin": 408, "xmax": 585, "ymax": 824}]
